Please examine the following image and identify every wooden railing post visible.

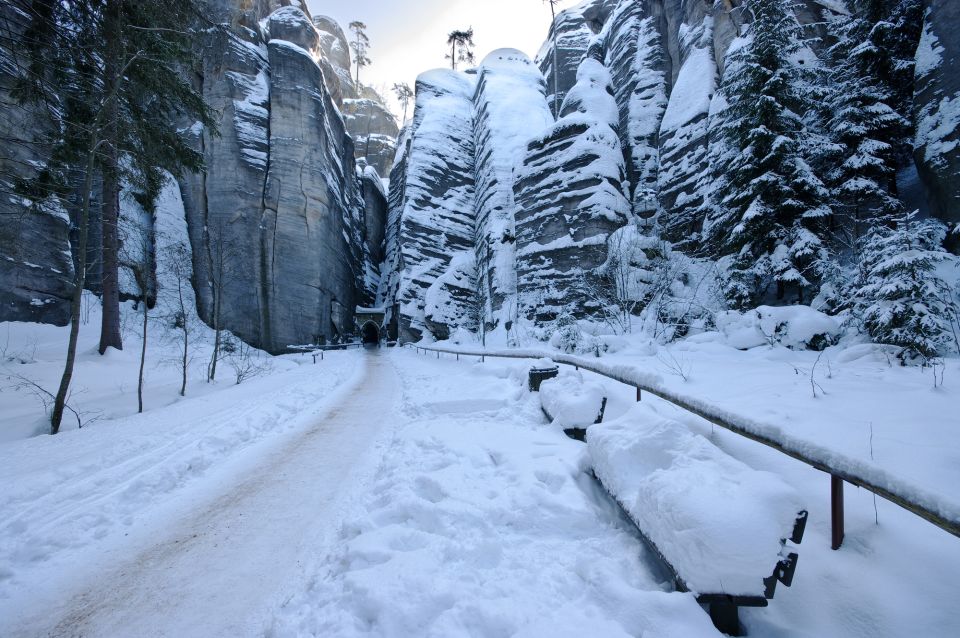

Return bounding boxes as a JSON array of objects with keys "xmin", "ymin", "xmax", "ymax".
[
  {"xmin": 636, "ymin": 387, "xmax": 642, "ymax": 402},
  {"xmin": 831, "ymin": 475, "xmax": 844, "ymax": 550}
]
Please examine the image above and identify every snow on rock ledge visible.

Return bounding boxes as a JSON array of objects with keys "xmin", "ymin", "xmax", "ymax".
[{"xmin": 588, "ymin": 402, "xmax": 805, "ymax": 597}]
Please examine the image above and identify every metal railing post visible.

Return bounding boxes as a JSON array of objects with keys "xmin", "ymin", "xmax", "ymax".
[{"xmin": 831, "ymin": 475, "xmax": 845, "ymax": 550}]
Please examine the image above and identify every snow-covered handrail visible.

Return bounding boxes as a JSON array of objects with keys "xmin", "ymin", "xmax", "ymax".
[{"xmin": 406, "ymin": 343, "xmax": 960, "ymax": 543}]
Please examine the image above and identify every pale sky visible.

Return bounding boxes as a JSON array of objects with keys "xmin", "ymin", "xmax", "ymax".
[{"xmin": 305, "ymin": 0, "xmax": 582, "ymax": 118}]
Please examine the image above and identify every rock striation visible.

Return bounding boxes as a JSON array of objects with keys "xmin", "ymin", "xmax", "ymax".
[
  {"xmin": 472, "ymin": 49, "xmax": 554, "ymax": 327},
  {"xmin": 381, "ymin": 70, "xmax": 477, "ymax": 342},
  {"xmin": 914, "ymin": 0, "xmax": 960, "ymax": 233},
  {"xmin": 514, "ymin": 56, "xmax": 631, "ymax": 322}
]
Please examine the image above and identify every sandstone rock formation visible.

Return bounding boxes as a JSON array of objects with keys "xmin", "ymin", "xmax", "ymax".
[
  {"xmin": 381, "ymin": 70, "xmax": 477, "ymax": 342},
  {"xmin": 472, "ymin": 49, "xmax": 554, "ymax": 327},
  {"xmin": 0, "ymin": 3, "xmax": 74, "ymax": 325},
  {"xmin": 514, "ymin": 56, "xmax": 630, "ymax": 322},
  {"xmin": 914, "ymin": 0, "xmax": 960, "ymax": 233}
]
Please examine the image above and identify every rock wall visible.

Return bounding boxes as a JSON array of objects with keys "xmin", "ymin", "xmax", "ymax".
[
  {"xmin": 472, "ymin": 49, "xmax": 554, "ymax": 327},
  {"xmin": 0, "ymin": 3, "xmax": 74, "ymax": 325},
  {"xmin": 177, "ymin": 3, "xmax": 381, "ymax": 352},
  {"xmin": 514, "ymin": 56, "xmax": 631, "ymax": 322},
  {"xmin": 312, "ymin": 16, "xmax": 399, "ymax": 177},
  {"xmin": 382, "ymin": 70, "xmax": 477, "ymax": 342},
  {"xmin": 915, "ymin": 0, "xmax": 960, "ymax": 234}
]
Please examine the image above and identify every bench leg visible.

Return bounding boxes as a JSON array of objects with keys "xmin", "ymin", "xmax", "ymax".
[{"xmin": 709, "ymin": 602, "xmax": 741, "ymax": 636}]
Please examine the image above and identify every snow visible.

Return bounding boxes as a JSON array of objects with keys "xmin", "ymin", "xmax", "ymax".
[
  {"xmin": 3, "ymin": 328, "xmax": 960, "ymax": 637},
  {"xmin": 714, "ymin": 306, "xmax": 842, "ymax": 351},
  {"xmin": 659, "ymin": 21, "xmax": 715, "ymax": 134},
  {"xmin": 269, "ymin": 350, "xmax": 720, "ymax": 637},
  {"xmin": 589, "ymin": 402, "xmax": 805, "ymax": 596},
  {"xmin": 540, "ymin": 368, "xmax": 608, "ymax": 428},
  {"xmin": 415, "ymin": 338, "xmax": 960, "ymax": 531},
  {"xmin": 914, "ymin": 11, "xmax": 944, "ymax": 78}
]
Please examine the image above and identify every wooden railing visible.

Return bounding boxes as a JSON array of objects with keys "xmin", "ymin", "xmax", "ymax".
[
  {"xmin": 288, "ymin": 342, "xmax": 365, "ymax": 362},
  {"xmin": 406, "ymin": 343, "xmax": 960, "ymax": 547}
]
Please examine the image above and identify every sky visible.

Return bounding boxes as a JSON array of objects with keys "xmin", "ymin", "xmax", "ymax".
[{"xmin": 305, "ymin": 0, "xmax": 583, "ymax": 119}]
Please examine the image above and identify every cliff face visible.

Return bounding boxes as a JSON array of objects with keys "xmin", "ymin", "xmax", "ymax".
[
  {"xmin": 312, "ymin": 16, "xmax": 399, "ymax": 178},
  {"xmin": 472, "ymin": 50, "xmax": 554, "ymax": 327},
  {"xmin": 383, "ymin": 0, "xmax": 960, "ymax": 342},
  {"xmin": 0, "ymin": 1, "xmax": 393, "ymax": 352},
  {"xmin": 381, "ymin": 70, "xmax": 477, "ymax": 342},
  {"xmin": 915, "ymin": 0, "xmax": 960, "ymax": 234},
  {"xmin": 178, "ymin": 3, "xmax": 386, "ymax": 352},
  {"xmin": 0, "ymin": 3, "xmax": 74, "ymax": 326}
]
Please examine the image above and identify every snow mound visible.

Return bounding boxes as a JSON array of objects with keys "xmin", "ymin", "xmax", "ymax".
[
  {"xmin": 540, "ymin": 371, "xmax": 607, "ymax": 428},
  {"xmin": 589, "ymin": 402, "xmax": 805, "ymax": 596},
  {"xmin": 715, "ymin": 305, "xmax": 841, "ymax": 350}
]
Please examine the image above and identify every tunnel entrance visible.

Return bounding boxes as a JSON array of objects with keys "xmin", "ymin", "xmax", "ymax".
[{"xmin": 361, "ymin": 321, "xmax": 380, "ymax": 346}]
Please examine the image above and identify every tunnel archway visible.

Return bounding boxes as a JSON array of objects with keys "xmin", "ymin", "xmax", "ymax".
[{"xmin": 361, "ymin": 321, "xmax": 380, "ymax": 346}]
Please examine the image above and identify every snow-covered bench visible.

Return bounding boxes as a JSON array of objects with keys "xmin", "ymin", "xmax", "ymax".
[
  {"xmin": 588, "ymin": 404, "xmax": 807, "ymax": 636},
  {"xmin": 538, "ymin": 371, "xmax": 607, "ymax": 441}
]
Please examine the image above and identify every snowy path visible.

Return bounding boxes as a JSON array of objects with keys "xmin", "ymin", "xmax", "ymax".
[{"xmin": 6, "ymin": 350, "xmax": 397, "ymax": 638}]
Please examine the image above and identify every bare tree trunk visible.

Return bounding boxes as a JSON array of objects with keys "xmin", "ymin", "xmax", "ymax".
[
  {"xmin": 450, "ymin": 41, "xmax": 457, "ymax": 70},
  {"xmin": 208, "ymin": 246, "xmax": 223, "ymax": 383},
  {"xmin": 51, "ymin": 143, "xmax": 99, "ymax": 434},
  {"xmin": 138, "ymin": 284, "xmax": 147, "ymax": 413},
  {"xmin": 179, "ymin": 282, "xmax": 188, "ymax": 396}
]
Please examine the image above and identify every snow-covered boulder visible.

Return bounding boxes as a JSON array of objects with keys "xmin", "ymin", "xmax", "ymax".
[
  {"xmin": 589, "ymin": 403, "xmax": 805, "ymax": 597},
  {"xmin": 715, "ymin": 305, "xmax": 842, "ymax": 351},
  {"xmin": 540, "ymin": 371, "xmax": 607, "ymax": 428}
]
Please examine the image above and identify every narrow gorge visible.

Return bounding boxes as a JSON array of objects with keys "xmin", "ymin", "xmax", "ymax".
[{"xmin": 2, "ymin": 0, "xmax": 958, "ymax": 352}]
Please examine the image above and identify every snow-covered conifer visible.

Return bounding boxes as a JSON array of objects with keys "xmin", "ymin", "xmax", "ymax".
[
  {"xmin": 703, "ymin": 0, "xmax": 831, "ymax": 308},
  {"xmin": 822, "ymin": 4, "xmax": 909, "ymax": 244},
  {"xmin": 855, "ymin": 213, "xmax": 958, "ymax": 361}
]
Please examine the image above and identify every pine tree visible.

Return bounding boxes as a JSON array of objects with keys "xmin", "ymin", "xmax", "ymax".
[
  {"xmin": 391, "ymin": 82, "xmax": 414, "ymax": 123},
  {"xmin": 856, "ymin": 0, "xmax": 923, "ymax": 165},
  {"xmin": 349, "ymin": 21, "xmax": 371, "ymax": 87},
  {"xmin": 445, "ymin": 28, "xmax": 476, "ymax": 70},
  {"xmin": 12, "ymin": 0, "xmax": 216, "ymax": 433},
  {"xmin": 822, "ymin": 6, "xmax": 907, "ymax": 246},
  {"xmin": 855, "ymin": 213, "xmax": 958, "ymax": 362},
  {"xmin": 703, "ymin": 0, "xmax": 831, "ymax": 308}
]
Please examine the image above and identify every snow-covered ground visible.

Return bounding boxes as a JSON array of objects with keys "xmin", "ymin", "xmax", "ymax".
[
  {"xmin": 0, "ymin": 303, "xmax": 365, "ymax": 634},
  {"xmin": 3, "ymin": 309, "xmax": 959, "ymax": 636},
  {"xmin": 270, "ymin": 350, "xmax": 718, "ymax": 637},
  {"xmin": 409, "ymin": 340, "xmax": 960, "ymax": 637}
]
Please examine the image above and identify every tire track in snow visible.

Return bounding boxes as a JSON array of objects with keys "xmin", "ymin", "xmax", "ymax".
[{"xmin": 5, "ymin": 350, "xmax": 398, "ymax": 638}]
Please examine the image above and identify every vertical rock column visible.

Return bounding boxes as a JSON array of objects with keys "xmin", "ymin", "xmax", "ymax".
[
  {"xmin": 384, "ymin": 70, "xmax": 478, "ymax": 342},
  {"xmin": 261, "ymin": 7, "xmax": 362, "ymax": 349},
  {"xmin": 601, "ymin": 0, "xmax": 669, "ymax": 218},
  {"xmin": 472, "ymin": 49, "xmax": 554, "ymax": 329},
  {"xmin": 514, "ymin": 56, "xmax": 631, "ymax": 323}
]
